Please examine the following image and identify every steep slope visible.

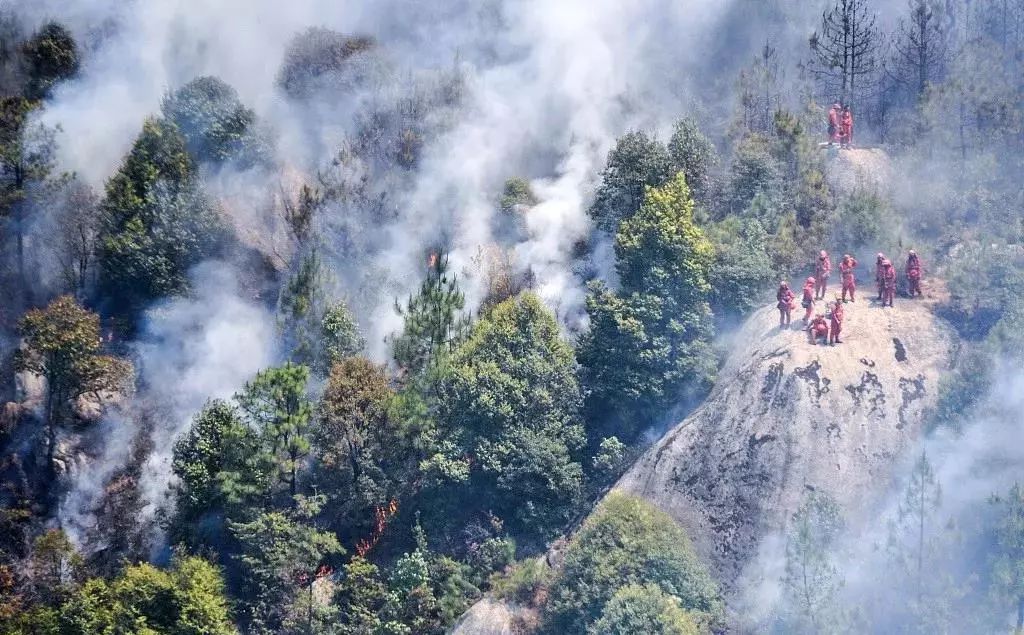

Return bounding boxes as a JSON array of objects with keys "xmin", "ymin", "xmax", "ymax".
[
  {"xmin": 615, "ymin": 295, "xmax": 952, "ymax": 593},
  {"xmin": 452, "ymin": 295, "xmax": 952, "ymax": 633}
]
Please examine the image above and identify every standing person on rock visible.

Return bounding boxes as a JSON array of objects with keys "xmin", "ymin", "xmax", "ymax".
[
  {"xmin": 829, "ymin": 296, "xmax": 845, "ymax": 345},
  {"xmin": 875, "ymin": 253, "xmax": 886, "ymax": 300},
  {"xmin": 881, "ymin": 259, "xmax": 897, "ymax": 307},
  {"xmin": 840, "ymin": 254, "xmax": 858, "ymax": 303},
  {"xmin": 841, "ymin": 105, "xmax": 854, "ymax": 148},
  {"xmin": 801, "ymin": 277, "xmax": 816, "ymax": 324},
  {"xmin": 828, "ymin": 102, "xmax": 841, "ymax": 145},
  {"xmin": 777, "ymin": 281, "xmax": 795, "ymax": 327},
  {"xmin": 905, "ymin": 250, "xmax": 923, "ymax": 297},
  {"xmin": 815, "ymin": 250, "xmax": 832, "ymax": 299},
  {"xmin": 808, "ymin": 313, "xmax": 830, "ymax": 345}
]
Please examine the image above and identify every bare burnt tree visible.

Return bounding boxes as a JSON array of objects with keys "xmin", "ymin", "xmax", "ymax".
[
  {"xmin": 737, "ymin": 39, "xmax": 784, "ymax": 135},
  {"xmin": 53, "ymin": 181, "xmax": 101, "ymax": 298},
  {"xmin": 888, "ymin": 0, "xmax": 952, "ymax": 103},
  {"xmin": 807, "ymin": 0, "xmax": 881, "ymax": 109}
]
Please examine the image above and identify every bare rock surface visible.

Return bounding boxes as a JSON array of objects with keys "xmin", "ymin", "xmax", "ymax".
[
  {"xmin": 449, "ymin": 598, "xmax": 527, "ymax": 635},
  {"xmin": 825, "ymin": 146, "xmax": 893, "ymax": 195},
  {"xmin": 615, "ymin": 296, "xmax": 952, "ymax": 593}
]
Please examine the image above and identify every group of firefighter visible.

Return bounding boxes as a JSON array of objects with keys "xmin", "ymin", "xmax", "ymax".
[
  {"xmin": 828, "ymin": 102, "xmax": 854, "ymax": 148},
  {"xmin": 775, "ymin": 250, "xmax": 923, "ymax": 345}
]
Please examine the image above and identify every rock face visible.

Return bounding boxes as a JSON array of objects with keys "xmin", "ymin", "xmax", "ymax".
[
  {"xmin": 615, "ymin": 296, "xmax": 952, "ymax": 593},
  {"xmin": 449, "ymin": 598, "xmax": 527, "ymax": 635},
  {"xmin": 825, "ymin": 146, "xmax": 893, "ymax": 196}
]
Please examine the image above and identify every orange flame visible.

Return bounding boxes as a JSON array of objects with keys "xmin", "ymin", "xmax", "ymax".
[{"xmin": 355, "ymin": 499, "xmax": 399, "ymax": 557}]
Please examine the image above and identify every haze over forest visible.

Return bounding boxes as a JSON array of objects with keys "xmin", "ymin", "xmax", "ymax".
[{"xmin": 1, "ymin": 0, "xmax": 1024, "ymax": 633}]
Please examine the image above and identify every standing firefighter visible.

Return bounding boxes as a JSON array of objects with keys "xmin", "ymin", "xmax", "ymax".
[
  {"xmin": 905, "ymin": 250, "xmax": 923, "ymax": 297},
  {"xmin": 777, "ymin": 281, "xmax": 795, "ymax": 327},
  {"xmin": 881, "ymin": 259, "xmax": 897, "ymax": 307},
  {"xmin": 840, "ymin": 254, "xmax": 858, "ymax": 303},
  {"xmin": 808, "ymin": 313, "xmax": 830, "ymax": 345},
  {"xmin": 828, "ymin": 102, "xmax": 842, "ymax": 145},
  {"xmin": 815, "ymin": 250, "xmax": 832, "ymax": 299},
  {"xmin": 841, "ymin": 105, "xmax": 854, "ymax": 148},
  {"xmin": 875, "ymin": 253, "xmax": 886, "ymax": 300},
  {"xmin": 801, "ymin": 277, "xmax": 816, "ymax": 324},
  {"xmin": 829, "ymin": 296, "xmax": 845, "ymax": 345}
]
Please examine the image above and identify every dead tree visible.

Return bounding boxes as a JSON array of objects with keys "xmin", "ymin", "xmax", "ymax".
[
  {"xmin": 807, "ymin": 0, "xmax": 881, "ymax": 109},
  {"xmin": 737, "ymin": 40, "xmax": 784, "ymax": 135},
  {"xmin": 888, "ymin": 0, "xmax": 952, "ymax": 103}
]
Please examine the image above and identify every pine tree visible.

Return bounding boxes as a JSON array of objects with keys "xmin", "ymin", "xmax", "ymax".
[
  {"xmin": 778, "ymin": 492, "xmax": 846, "ymax": 633},
  {"xmin": 390, "ymin": 251, "xmax": 469, "ymax": 377},
  {"xmin": 888, "ymin": 0, "xmax": 952, "ymax": 106},
  {"xmin": 806, "ymin": 0, "xmax": 881, "ymax": 108},
  {"xmin": 989, "ymin": 483, "xmax": 1024, "ymax": 634},
  {"xmin": 883, "ymin": 452, "xmax": 966, "ymax": 633}
]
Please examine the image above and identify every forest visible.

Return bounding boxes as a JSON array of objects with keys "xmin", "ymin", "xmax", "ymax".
[{"xmin": 1, "ymin": 0, "xmax": 1023, "ymax": 633}]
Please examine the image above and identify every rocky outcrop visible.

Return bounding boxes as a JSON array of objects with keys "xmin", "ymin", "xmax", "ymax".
[
  {"xmin": 450, "ymin": 599, "xmax": 530, "ymax": 635},
  {"xmin": 615, "ymin": 296, "xmax": 952, "ymax": 593},
  {"xmin": 825, "ymin": 146, "xmax": 893, "ymax": 196},
  {"xmin": 452, "ymin": 295, "xmax": 952, "ymax": 632}
]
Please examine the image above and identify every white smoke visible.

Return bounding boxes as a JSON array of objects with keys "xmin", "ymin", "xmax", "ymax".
[
  {"xmin": 24, "ymin": 0, "xmax": 847, "ymax": 559},
  {"xmin": 58, "ymin": 262, "xmax": 277, "ymax": 545},
  {"xmin": 738, "ymin": 361, "xmax": 1024, "ymax": 631}
]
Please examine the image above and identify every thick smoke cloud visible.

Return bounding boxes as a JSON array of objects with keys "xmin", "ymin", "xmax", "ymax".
[
  {"xmin": 19, "ymin": 0, "xmax": 787, "ymax": 361},
  {"xmin": 59, "ymin": 262, "xmax": 276, "ymax": 545},
  {"xmin": 30, "ymin": 0, "xmax": 761, "ymax": 545}
]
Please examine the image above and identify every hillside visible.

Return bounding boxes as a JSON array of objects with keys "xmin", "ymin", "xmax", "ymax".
[
  {"xmin": 452, "ymin": 293, "xmax": 953, "ymax": 633},
  {"xmin": 616, "ymin": 294, "xmax": 952, "ymax": 594}
]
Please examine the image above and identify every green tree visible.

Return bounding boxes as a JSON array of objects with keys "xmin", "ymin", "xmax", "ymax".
[
  {"xmin": 989, "ymin": 483, "xmax": 1024, "ymax": 634},
  {"xmin": 388, "ymin": 525, "xmax": 478, "ymax": 635},
  {"xmin": 439, "ymin": 293, "xmax": 585, "ymax": 538},
  {"xmin": 60, "ymin": 556, "xmax": 236, "ymax": 635},
  {"xmin": 499, "ymin": 176, "xmax": 538, "ymax": 214},
  {"xmin": 667, "ymin": 118, "xmax": 718, "ymax": 204},
  {"xmin": 229, "ymin": 501, "xmax": 342, "ymax": 635},
  {"xmin": 883, "ymin": 452, "xmax": 966, "ymax": 634},
  {"xmin": 14, "ymin": 296, "xmax": 131, "ymax": 470},
  {"xmin": 97, "ymin": 117, "xmax": 225, "ymax": 317},
  {"xmin": 615, "ymin": 172, "xmax": 714, "ymax": 308},
  {"xmin": 706, "ymin": 217, "xmax": 774, "ymax": 317},
  {"xmin": 170, "ymin": 400, "xmax": 250, "ymax": 546},
  {"xmin": 316, "ymin": 300, "xmax": 364, "ymax": 374},
  {"xmin": 543, "ymin": 493, "xmax": 722, "ymax": 633},
  {"xmin": 313, "ymin": 357, "xmax": 407, "ymax": 539},
  {"xmin": 589, "ymin": 131, "xmax": 672, "ymax": 232},
  {"xmin": 778, "ymin": 492, "xmax": 846, "ymax": 634},
  {"xmin": 21, "ymin": 22, "xmax": 78, "ymax": 100},
  {"xmin": 161, "ymin": 75, "xmax": 267, "ymax": 166},
  {"xmin": 28, "ymin": 529, "xmax": 83, "ymax": 606},
  {"xmin": 390, "ymin": 251, "xmax": 469, "ymax": 377},
  {"xmin": 724, "ymin": 133, "xmax": 783, "ymax": 218},
  {"xmin": 333, "ymin": 556, "xmax": 403, "ymax": 634},
  {"xmin": 278, "ymin": 248, "xmax": 328, "ymax": 367},
  {"xmin": 589, "ymin": 583, "xmax": 701, "ymax": 635},
  {"xmin": 234, "ymin": 363, "xmax": 313, "ymax": 506},
  {"xmin": 579, "ymin": 173, "xmax": 716, "ymax": 440}
]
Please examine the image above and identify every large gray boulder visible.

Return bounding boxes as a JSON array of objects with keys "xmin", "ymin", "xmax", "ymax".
[{"xmin": 615, "ymin": 297, "xmax": 952, "ymax": 593}]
